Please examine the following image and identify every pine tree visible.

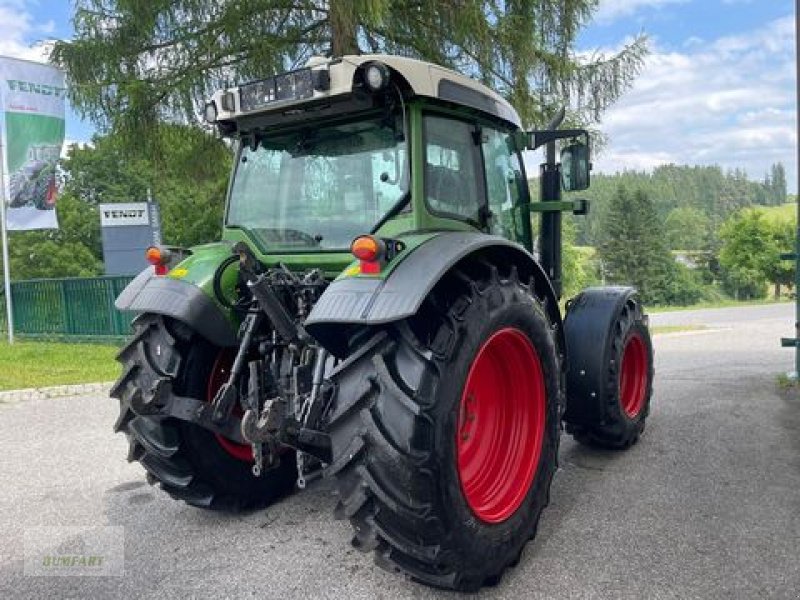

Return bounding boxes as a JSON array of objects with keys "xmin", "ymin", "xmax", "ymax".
[
  {"xmin": 762, "ymin": 172, "xmax": 773, "ymax": 205},
  {"xmin": 664, "ymin": 206, "xmax": 708, "ymax": 250},
  {"xmin": 771, "ymin": 163, "xmax": 788, "ymax": 205},
  {"xmin": 51, "ymin": 0, "xmax": 647, "ymax": 152},
  {"xmin": 598, "ymin": 186, "xmax": 700, "ymax": 304}
]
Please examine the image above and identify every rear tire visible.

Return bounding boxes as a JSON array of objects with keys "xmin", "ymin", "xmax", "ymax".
[
  {"xmin": 110, "ymin": 314, "xmax": 297, "ymax": 511},
  {"xmin": 324, "ymin": 263, "xmax": 561, "ymax": 591}
]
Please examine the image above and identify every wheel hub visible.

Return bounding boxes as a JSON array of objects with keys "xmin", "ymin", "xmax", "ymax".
[
  {"xmin": 456, "ymin": 328, "xmax": 546, "ymax": 524},
  {"xmin": 620, "ymin": 332, "xmax": 648, "ymax": 419}
]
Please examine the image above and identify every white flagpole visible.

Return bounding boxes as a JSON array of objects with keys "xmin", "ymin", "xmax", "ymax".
[{"xmin": 0, "ymin": 129, "xmax": 14, "ymax": 344}]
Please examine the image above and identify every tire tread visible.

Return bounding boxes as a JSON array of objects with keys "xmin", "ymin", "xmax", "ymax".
[{"xmin": 324, "ymin": 263, "xmax": 560, "ymax": 590}]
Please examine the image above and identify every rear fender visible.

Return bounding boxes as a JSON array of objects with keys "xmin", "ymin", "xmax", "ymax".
[
  {"xmin": 115, "ymin": 245, "xmax": 238, "ymax": 347},
  {"xmin": 305, "ymin": 232, "xmax": 564, "ymax": 358}
]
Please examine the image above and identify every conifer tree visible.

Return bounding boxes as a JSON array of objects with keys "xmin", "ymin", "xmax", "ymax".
[
  {"xmin": 599, "ymin": 186, "xmax": 699, "ymax": 304},
  {"xmin": 51, "ymin": 0, "xmax": 647, "ymax": 151}
]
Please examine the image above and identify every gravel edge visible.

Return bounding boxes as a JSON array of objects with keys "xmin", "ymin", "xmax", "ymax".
[{"xmin": 0, "ymin": 382, "xmax": 113, "ymax": 404}]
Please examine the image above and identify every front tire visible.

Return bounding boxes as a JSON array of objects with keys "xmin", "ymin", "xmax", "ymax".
[
  {"xmin": 565, "ymin": 296, "xmax": 654, "ymax": 449},
  {"xmin": 324, "ymin": 262, "xmax": 561, "ymax": 591},
  {"xmin": 110, "ymin": 314, "xmax": 297, "ymax": 511}
]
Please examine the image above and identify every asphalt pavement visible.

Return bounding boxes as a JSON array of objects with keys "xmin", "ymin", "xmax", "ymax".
[{"xmin": 0, "ymin": 303, "xmax": 798, "ymax": 599}]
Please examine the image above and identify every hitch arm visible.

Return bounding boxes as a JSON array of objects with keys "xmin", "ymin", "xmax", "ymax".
[
  {"xmin": 279, "ymin": 418, "xmax": 332, "ymax": 464},
  {"xmin": 211, "ymin": 311, "xmax": 262, "ymax": 423}
]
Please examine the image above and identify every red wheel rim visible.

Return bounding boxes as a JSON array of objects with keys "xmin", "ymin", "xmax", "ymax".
[
  {"xmin": 456, "ymin": 328, "xmax": 546, "ymax": 524},
  {"xmin": 619, "ymin": 333, "xmax": 648, "ymax": 419},
  {"xmin": 207, "ymin": 350, "xmax": 253, "ymax": 462}
]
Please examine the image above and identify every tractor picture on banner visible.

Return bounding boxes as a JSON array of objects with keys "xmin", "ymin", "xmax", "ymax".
[{"xmin": 0, "ymin": 56, "xmax": 66, "ymax": 230}]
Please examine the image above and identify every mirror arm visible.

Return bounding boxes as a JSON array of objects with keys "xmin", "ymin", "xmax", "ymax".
[
  {"xmin": 525, "ymin": 129, "xmax": 588, "ymax": 151},
  {"xmin": 529, "ymin": 199, "xmax": 590, "ymax": 216},
  {"xmin": 545, "ymin": 107, "xmax": 566, "ymax": 131}
]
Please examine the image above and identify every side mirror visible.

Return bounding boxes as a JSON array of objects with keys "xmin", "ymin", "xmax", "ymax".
[{"xmin": 560, "ymin": 142, "xmax": 591, "ymax": 192}]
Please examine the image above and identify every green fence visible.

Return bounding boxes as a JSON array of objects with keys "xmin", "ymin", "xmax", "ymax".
[{"xmin": 0, "ymin": 276, "xmax": 135, "ymax": 340}]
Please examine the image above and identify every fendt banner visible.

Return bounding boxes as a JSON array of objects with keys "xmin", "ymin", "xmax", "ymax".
[{"xmin": 0, "ymin": 56, "xmax": 66, "ymax": 230}]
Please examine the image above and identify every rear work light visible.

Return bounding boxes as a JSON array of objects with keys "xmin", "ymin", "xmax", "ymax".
[
  {"xmin": 146, "ymin": 246, "xmax": 171, "ymax": 276},
  {"xmin": 203, "ymin": 101, "xmax": 217, "ymax": 123},
  {"xmin": 351, "ymin": 235, "xmax": 385, "ymax": 274},
  {"xmin": 363, "ymin": 62, "xmax": 391, "ymax": 92}
]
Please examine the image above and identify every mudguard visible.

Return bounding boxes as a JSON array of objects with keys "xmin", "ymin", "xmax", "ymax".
[
  {"xmin": 305, "ymin": 231, "xmax": 563, "ymax": 357},
  {"xmin": 562, "ymin": 286, "xmax": 642, "ymax": 424},
  {"xmin": 115, "ymin": 268, "xmax": 238, "ymax": 347}
]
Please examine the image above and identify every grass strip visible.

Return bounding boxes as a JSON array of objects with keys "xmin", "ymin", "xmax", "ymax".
[
  {"xmin": 0, "ymin": 341, "xmax": 120, "ymax": 391},
  {"xmin": 651, "ymin": 324, "xmax": 707, "ymax": 335}
]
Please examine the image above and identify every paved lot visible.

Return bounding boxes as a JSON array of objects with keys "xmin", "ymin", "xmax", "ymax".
[{"xmin": 1, "ymin": 303, "xmax": 798, "ymax": 599}]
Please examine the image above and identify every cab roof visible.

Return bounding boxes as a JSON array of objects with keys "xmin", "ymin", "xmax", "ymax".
[{"xmin": 208, "ymin": 54, "xmax": 522, "ymax": 129}]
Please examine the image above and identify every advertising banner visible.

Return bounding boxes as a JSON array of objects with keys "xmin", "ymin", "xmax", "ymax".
[{"xmin": 0, "ymin": 56, "xmax": 66, "ymax": 230}]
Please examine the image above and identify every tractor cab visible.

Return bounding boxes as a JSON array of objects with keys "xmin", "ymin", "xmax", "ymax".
[{"xmin": 204, "ymin": 55, "xmax": 589, "ymax": 280}]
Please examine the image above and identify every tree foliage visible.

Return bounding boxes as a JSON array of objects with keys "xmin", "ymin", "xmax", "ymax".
[
  {"xmin": 763, "ymin": 216, "xmax": 795, "ymax": 297},
  {"xmin": 51, "ymin": 0, "xmax": 647, "ymax": 150},
  {"xmin": 561, "ymin": 215, "xmax": 595, "ymax": 297},
  {"xmin": 570, "ymin": 162, "xmax": 789, "ymax": 249},
  {"xmin": 64, "ymin": 125, "xmax": 231, "ymax": 248},
  {"xmin": 719, "ymin": 206, "xmax": 797, "ymax": 300},
  {"xmin": 598, "ymin": 185, "xmax": 703, "ymax": 305},
  {"xmin": 6, "ymin": 193, "xmax": 103, "ymax": 280},
  {"xmin": 599, "ymin": 186, "xmax": 663, "ymax": 298},
  {"xmin": 3, "ymin": 126, "xmax": 230, "ymax": 280},
  {"xmin": 766, "ymin": 162, "xmax": 788, "ymax": 206},
  {"xmin": 664, "ymin": 206, "xmax": 709, "ymax": 251}
]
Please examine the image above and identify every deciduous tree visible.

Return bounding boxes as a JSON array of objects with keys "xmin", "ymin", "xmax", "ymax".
[
  {"xmin": 3, "ymin": 126, "xmax": 230, "ymax": 280},
  {"xmin": 718, "ymin": 207, "xmax": 796, "ymax": 300}
]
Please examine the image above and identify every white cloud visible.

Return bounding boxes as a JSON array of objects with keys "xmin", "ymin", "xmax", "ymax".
[
  {"xmin": 591, "ymin": 15, "xmax": 798, "ymax": 189},
  {"xmin": 0, "ymin": 2, "xmax": 51, "ymax": 63},
  {"xmin": 594, "ymin": 0, "xmax": 689, "ymax": 25}
]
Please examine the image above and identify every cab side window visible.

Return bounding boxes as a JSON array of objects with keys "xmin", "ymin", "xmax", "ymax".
[
  {"xmin": 424, "ymin": 115, "xmax": 482, "ymax": 222},
  {"xmin": 482, "ymin": 127, "xmax": 527, "ymax": 240}
]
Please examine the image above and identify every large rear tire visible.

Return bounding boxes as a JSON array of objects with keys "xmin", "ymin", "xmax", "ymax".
[
  {"xmin": 110, "ymin": 314, "xmax": 297, "ymax": 511},
  {"xmin": 324, "ymin": 262, "xmax": 561, "ymax": 591}
]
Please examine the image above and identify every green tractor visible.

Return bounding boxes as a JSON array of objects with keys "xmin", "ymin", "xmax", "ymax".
[{"xmin": 112, "ymin": 55, "xmax": 654, "ymax": 591}]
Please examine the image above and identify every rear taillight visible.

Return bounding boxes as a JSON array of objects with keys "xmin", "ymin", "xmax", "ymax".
[
  {"xmin": 351, "ymin": 235, "xmax": 385, "ymax": 274},
  {"xmin": 146, "ymin": 246, "xmax": 171, "ymax": 275}
]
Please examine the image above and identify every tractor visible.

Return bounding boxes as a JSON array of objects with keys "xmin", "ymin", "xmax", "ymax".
[{"xmin": 111, "ymin": 55, "xmax": 654, "ymax": 591}]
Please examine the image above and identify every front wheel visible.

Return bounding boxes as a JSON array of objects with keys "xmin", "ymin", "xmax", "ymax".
[
  {"xmin": 324, "ymin": 263, "xmax": 561, "ymax": 591},
  {"xmin": 564, "ymin": 292, "xmax": 654, "ymax": 449}
]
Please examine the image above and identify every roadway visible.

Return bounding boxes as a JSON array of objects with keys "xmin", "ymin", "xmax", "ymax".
[{"xmin": 0, "ymin": 303, "xmax": 798, "ymax": 599}]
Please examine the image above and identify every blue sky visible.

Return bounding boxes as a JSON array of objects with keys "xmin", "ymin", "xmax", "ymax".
[
  {"xmin": 1, "ymin": 0, "xmax": 797, "ymax": 189},
  {"xmin": 580, "ymin": 0, "xmax": 797, "ymax": 189}
]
